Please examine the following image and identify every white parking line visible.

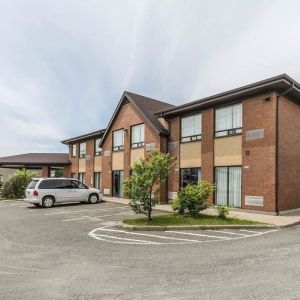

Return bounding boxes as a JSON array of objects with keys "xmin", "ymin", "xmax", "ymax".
[
  {"xmin": 207, "ymin": 230, "xmax": 250, "ymax": 236},
  {"xmin": 166, "ymin": 230, "xmax": 230, "ymax": 239},
  {"xmin": 93, "ymin": 234, "xmax": 158, "ymax": 244},
  {"xmin": 45, "ymin": 206, "xmax": 128, "ymax": 216},
  {"xmin": 239, "ymin": 229, "xmax": 262, "ymax": 234},
  {"xmin": 96, "ymin": 228, "xmax": 201, "ymax": 243},
  {"xmin": 62, "ymin": 212, "xmax": 134, "ymax": 222}
]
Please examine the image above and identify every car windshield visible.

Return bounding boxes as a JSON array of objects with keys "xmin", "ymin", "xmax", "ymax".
[{"xmin": 27, "ymin": 180, "xmax": 39, "ymax": 189}]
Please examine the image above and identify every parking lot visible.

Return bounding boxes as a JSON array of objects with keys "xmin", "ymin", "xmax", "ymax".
[{"xmin": 1, "ymin": 200, "xmax": 300, "ymax": 299}]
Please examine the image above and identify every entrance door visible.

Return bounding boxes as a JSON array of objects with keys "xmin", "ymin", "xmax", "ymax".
[
  {"xmin": 215, "ymin": 166, "xmax": 242, "ymax": 207},
  {"xmin": 112, "ymin": 170, "xmax": 124, "ymax": 197}
]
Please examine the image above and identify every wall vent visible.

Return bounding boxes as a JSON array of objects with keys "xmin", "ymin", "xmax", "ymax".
[
  {"xmin": 246, "ymin": 129, "xmax": 264, "ymax": 141},
  {"xmin": 245, "ymin": 196, "xmax": 264, "ymax": 207},
  {"xmin": 168, "ymin": 142, "xmax": 178, "ymax": 150},
  {"xmin": 103, "ymin": 188, "xmax": 110, "ymax": 195},
  {"xmin": 146, "ymin": 143, "xmax": 156, "ymax": 152}
]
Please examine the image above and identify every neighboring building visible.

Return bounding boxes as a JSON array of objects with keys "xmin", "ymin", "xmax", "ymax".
[
  {"xmin": 61, "ymin": 130, "xmax": 106, "ymax": 190},
  {"xmin": 0, "ymin": 153, "xmax": 70, "ymax": 178},
  {"xmin": 62, "ymin": 74, "xmax": 300, "ymax": 214}
]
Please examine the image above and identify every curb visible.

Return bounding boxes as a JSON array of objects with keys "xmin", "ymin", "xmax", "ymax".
[{"xmin": 118, "ymin": 224, "xmax": 277, "ymax": 231}]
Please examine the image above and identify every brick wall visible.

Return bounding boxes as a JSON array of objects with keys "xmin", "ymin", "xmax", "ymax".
[
  {"xmin": 242, "ymin": 92, "xmax": 277, "ymax": 212},
  {"xmin": 85, "ymin": 139, "xmax": 95, "ymax": 186},
  {"xmin": 278, "ymin": 96, "xmax": 300, "ymax": 211}
]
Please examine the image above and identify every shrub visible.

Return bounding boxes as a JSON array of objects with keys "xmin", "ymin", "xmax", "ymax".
[
  {"xmin": 216, "ymin": 205, "xmax": 230, "ymax": 219},
  {"xmin": 171, "ymin": 181, "xmax": 215, "ymax": 217},
  {"xmin": 1, "ymin": 169, "xmax": 37, "ymax": 199}
]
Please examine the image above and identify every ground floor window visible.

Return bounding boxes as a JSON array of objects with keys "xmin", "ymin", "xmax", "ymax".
[
  {"xmin": 180, "ymin": 168, "xmax": 201, "ymax": 188},
  {"xmin": 112, "ymin": 170, "xmax": 124, "ymax": 197},
  {"xmin": 78, "ymin": 172, "xmax": 85, "ymax": 184},
  {"xmin": 215, "ymin": 166, "xmax": 242, "ymax": 207},
  {"xmin": 94, "ymin": 172, "xmax": 102, "ymax": 191},
  {"xmin": 70, "ymin": 173, "xmax": 76, "ymax": 179}
]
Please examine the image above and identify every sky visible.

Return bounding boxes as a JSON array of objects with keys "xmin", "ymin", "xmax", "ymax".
[{"xmin": 1, "ymin": 0, "xmax": 300, "ymax": 156}]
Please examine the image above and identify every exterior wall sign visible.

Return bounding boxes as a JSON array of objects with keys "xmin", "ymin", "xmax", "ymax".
[
  {"xmin": 145, "ymin": 143, "xmax": 156, "ymax": 152},
  {"xmin": 245, "ymin": 195, "xmax": 264, "ymax": 207},
  {"xmin": 246, "ymin": 129, "xmax": 265, "ymax": 141}
]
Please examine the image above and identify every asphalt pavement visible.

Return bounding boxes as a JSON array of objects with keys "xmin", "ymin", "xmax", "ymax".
[{"xmin": 0, "ymin": 200, "xmax": 299, "ymax": 300}]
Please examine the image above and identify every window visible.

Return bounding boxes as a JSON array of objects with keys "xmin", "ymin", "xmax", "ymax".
[
  {"xmin": 131, "ymin": 124, "xmax": 145, "ymax": 148},
  {"xmin": 94, "ymin": 172, "xmax": 101, "ymax": 190},
  {"xmin": 181, "ymin": 114, "xmax": 201, "ymax": 143},
  {"xmin": 95, "ymin": 138, "xmax": 102, "ymax": 156},
  {"xmin": 71, "ymin": 180, "xmax": 87, "ymax": 189},
  {"xmin": 215, "ymin": 104, "xmax": 242, "ymax": 137},
  {"xmin": 71, "ymin": 144, "xmax": 76, "ymax": 157},
  {"xmin": 215, "ymin": 166, "xmax": 242, "ymax": 207},
  {"xmin": 70, "ymin": 173, "xmax": 76, "ymax": 179},
  {"xmin": 39, "ymin": 179, "xmax": 60, "ymax": 189},
  {"xmin": 79, "ymin": 142, "xmax": 86, "ymax": 158},
  {"xmin": 180, "ymin": 168, "xmax": 201, "ymax": 188},
  {"xmin": 78, "ymin": 172, "xmax": 85, "ymax": 183},
  {"xmin": 27, "ymin": 179, "xmax": 39, "ymax": 189},
  {"xmin": 113, "ymin": 129, "xmax": 124, "ymax": 151}
]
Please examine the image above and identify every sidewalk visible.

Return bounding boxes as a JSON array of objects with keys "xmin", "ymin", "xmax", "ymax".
[{"xmin": 103, "ymin": 196, "xmax": 300, "ymax": 228}]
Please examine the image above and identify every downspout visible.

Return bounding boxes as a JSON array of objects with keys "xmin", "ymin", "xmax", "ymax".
[{"xmin": 275, "ymin": 83, "xmax": 295, "ymax": 215}]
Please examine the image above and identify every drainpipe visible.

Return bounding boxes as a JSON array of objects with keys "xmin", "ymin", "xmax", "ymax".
[{"xmin": 275, "ymin": 83, "xmax": 295, "ymax": 215}]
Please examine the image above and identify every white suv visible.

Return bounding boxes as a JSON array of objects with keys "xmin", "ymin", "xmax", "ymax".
[{"xmin": 25, "ymin": 178, "xmax": 102, "ymax": 208}]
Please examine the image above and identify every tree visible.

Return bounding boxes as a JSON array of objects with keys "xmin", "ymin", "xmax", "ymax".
[
  {"xmin": 124, "ymin": 151, "xmax": 176, "ymax": 220},
  {"xmin": 1, "ymin": 169, "xmax": 37, "ymax": 199},
  {"xmin": 54, "ymin": 169, "xmax": 64, "ymax": 177},
  {"xmin": 171, "ymin": 181, "xmax": 215, "ymax": 217}
]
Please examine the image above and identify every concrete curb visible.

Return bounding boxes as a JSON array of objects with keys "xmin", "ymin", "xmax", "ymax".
[
  {"xmin": 118, "ymin": 224, "xmax": 277, "ymax": 231},
  {"xmin": 0, "ymin": 198, "xmax": 23, "ymax": 202}
]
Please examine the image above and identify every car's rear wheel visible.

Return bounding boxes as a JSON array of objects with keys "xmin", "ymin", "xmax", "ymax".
[
  {"xmin": 42, "ymin": 196, "xmax": 55, "ymax": 208},
  {"xmin": 88, "ymin": 194, "xmax": 99, "ymax": 204}
]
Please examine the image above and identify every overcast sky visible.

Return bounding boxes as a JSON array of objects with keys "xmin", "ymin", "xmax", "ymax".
[{"xmin": 1, "ymin": 0, "xmax": 300, "ymax": 156}]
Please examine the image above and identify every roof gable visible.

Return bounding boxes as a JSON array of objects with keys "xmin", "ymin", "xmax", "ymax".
[{"xmin": 99, "ymin": 91, "xmax": 175, "ymax": 147}]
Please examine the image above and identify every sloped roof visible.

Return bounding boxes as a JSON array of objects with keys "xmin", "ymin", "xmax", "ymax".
[
  {"xmin": 99, "ymin": 91, "xmax": 175, "ymax": 146},
  {"xmin": 61, "ymin": 129, "xmax": 106, "ymax": 145},
  {"xmin": 157, "ymin": 74, "xmax": 300, "ymax": 117},
  {"xmin": 0, "ymin": 153, "xmax": 70, "ymax": 166}
]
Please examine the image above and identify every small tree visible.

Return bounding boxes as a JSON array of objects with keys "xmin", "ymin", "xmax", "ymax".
[
  {"xmin": 171, "ymin": 181, "xmax": 215, "ymax": 217},
  {"xmin": 1, "ymin": 169, "xmax": 37, "ymax": 198},
  {"xmin": 54, "ymin": 169, "xmax": 64, "ymax": 177},
  {"xmin": 124, "ymin": 151, "xmax": 176, "ymax": 220}
]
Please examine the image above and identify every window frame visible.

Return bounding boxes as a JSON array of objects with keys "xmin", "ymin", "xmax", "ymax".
[
  {"xmin": 79, "ymin": 142, "xmax": 86, "ymax": 158},
  {"xmin": 71, "ymin": 144, "xmax": 77, "ymax": 158},
  {"xmin": 94, "ymin": 138, "xmax": 102, "ymax": 156},
  {"xmin": 179, "ymin": 168, "xmax": 201, "ymax": 188},
  {"xmin": 113, "ymin": 129, "xmax": 124, "ymax": 152},
  {"xmin": 180, "ymin": 113, "xmax": 202, "ymax": 143},
  {"xmin": 214, "ymin": 103, "xmax": 242, "ymax": 138},
  {"xmin": 131, "ymin": 123, "xmax": 145, "ymax": 149},
  {"xmin": 78, "ymin": 172, "xmax": 86, "ymax": 183}
]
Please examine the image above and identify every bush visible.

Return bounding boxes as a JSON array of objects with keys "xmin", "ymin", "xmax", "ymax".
[
  {"xmin": 1, "ymin": 169, "xmax": 37, "ymax": 199},
  {"xmin": 171, "ymin": 181, "xmax": 215, "ymax": 217},
  {"xmin": 216, "ymin": 205, "xmax": 230, "ymax": 219}
]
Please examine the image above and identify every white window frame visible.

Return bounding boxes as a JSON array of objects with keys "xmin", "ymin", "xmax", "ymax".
[
  {"xmin": 215, "ymin": 103, "xmax": 242, "ymax": 137},
  {"xmin": 72, "ymin": 144, "xmax": 77, "ymax": 157},
  {"xmin": 131, "ymin": 124, "xmax": 145, "ymax": 148},
  {"xmin": 95, "ymin": 138, "xmax": 102, "ymax": 156},
  {"xmin": 79, "ymin": 142, "xmax": 86, "ymax": 158},
  {"xmin": 113, "ymin": 129, "xmax": 124, "ymax": 151},
  {"xmin": 181, "ymin": 114, "xmax": 202, "ymax": 143}
]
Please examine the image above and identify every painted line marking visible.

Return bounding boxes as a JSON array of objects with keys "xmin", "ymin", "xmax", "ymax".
[
  {"xmin": 93, "ymin": 234, "xmax": 158, "ymax": 244},
  {"xmin": 165, "ymin": 230, "xmax": 230, "ymax": 239},
  {"xmin": 239, "ymin": 229, "xmax": 262, "ymax": 234},
  {"xmin": 45, "ymin": 206, "xmax": 128, "ymax": 216},
  {"xmin": 207, "ymin": 230, "xmax": 250, "ymax": 237},
  {"xmin": 96, "ymin": 228, "xmax": 200, "ymax": 243},
  {"xmin": 62, "ymin": 212, "xmax": 133, "ymax": 222}
]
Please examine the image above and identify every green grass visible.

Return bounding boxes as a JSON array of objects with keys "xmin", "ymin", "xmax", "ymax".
[{"xmin": 123, "ymin": 213, "xmax": 264, "ymax": 226}]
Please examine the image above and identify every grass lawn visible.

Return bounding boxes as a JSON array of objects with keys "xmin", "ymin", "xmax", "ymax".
[{"xmin": 123, "ymin": 213, "xmax": 264, "ymax": 226}]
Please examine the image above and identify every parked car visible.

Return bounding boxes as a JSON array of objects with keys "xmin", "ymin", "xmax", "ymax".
[{"xmin": 24, "ymin": 178, "xmax": 102, "ymax": 208}]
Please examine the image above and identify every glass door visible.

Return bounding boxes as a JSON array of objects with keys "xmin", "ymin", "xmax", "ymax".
[
  {"xmin": 113, "ymin": 170, "xmax": 124, "ymax": 197},
  {"xmin": 215, "ymin": 166, "xmax": 242, "ymax": 207}
]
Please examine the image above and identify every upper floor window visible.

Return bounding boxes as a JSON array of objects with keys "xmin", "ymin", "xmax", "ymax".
[
  {"xmin": 71, "ymin": 144, "xmax": 76, "ymax": 157},
  {"xmin": 181, "ymin": 114, "xmax": 201, "ymax": 143},
  {"xmin": 79, "ymin": 142, "xmax": 86, "ymax": 158},
  {"xmin": 95, "ymin": 138, "xmax": 102, "ymax": 156},
  {"xmin": 113, "ymin": 129, "xmax": 124, "ymax": 151},
  {"xmin": 131, "ymin": 124, "xmax": 145, "ymax": 148},
  {"xmin": 215, "ymin": 103, "xmax": 242, "ymax": 137}
]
